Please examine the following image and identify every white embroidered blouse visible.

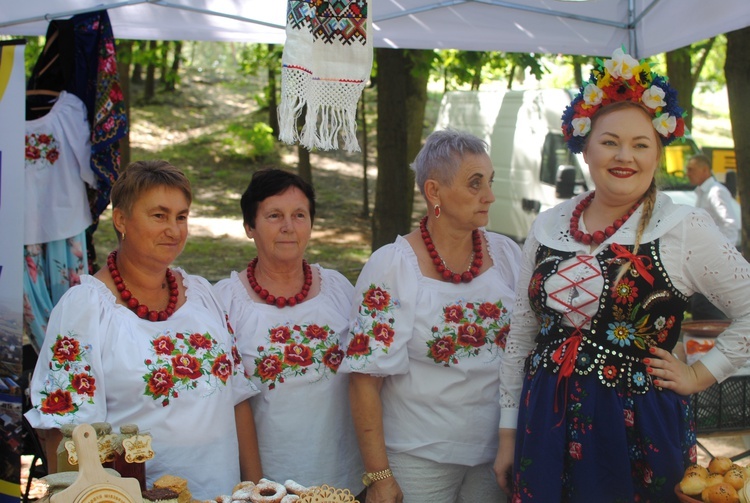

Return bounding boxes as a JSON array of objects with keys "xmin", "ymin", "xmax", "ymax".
[
  {"xmin": 26, "ymin": 270, "xmax": 258, "ymax": 498},
  {"xmin": 343, "ymin": 231, "xmax": 522, "ymax": 465}
]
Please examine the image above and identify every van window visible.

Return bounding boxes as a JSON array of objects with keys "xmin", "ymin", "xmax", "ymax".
[{"xmin": 540, "ymin": 133, "xmax": 581, "ymax": 185}]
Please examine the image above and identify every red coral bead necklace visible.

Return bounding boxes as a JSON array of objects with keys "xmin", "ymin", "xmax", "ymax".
[
  {"xmin": 420, "ymin": 215, "xmax": 483, "ymax": 283},
  {"xmin": 570, "ymin": 191, "xmax": 643, "ymax": 245},
  {"xmin": 107, "ymin": 251, "xmax": 178, "ymax": 321},
  {"xmin": 246, "ymin": 257, "xmax": 313, "ymax": 308}
]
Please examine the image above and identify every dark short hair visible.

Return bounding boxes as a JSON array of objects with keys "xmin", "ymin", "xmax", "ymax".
[{"xmin": 240, "ymin": 168, "xmax": 316, "ymax": 228}]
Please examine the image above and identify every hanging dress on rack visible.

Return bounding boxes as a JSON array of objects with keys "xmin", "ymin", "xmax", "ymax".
[
  {"xmin": 26, "ymin": 10, "xmax": 128, "ymax": 273},
  {"xmin": 23, "ymin": 91, "xmax": 94, "ymax": 351}
]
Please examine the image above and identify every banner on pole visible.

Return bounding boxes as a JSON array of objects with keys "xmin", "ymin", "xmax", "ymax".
[{"xmin": 0, "ymin": 39, "xmax": 27, "ymax": 503}]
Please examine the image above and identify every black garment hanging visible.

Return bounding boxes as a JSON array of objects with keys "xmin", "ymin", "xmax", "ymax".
[{"xmin": 26, "ymin": 20, "xmax": 75, "ymax": 120}]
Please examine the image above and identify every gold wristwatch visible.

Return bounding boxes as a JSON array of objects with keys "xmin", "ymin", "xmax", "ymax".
[{"xmin": 362, "ymin": 468, "xmax": 393, "ymax": 487}]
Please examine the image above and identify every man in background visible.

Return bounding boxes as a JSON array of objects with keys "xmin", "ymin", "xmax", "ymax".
[{"xmin": 686, "ymin": 153, "xmax": 740, "ymax": 319}]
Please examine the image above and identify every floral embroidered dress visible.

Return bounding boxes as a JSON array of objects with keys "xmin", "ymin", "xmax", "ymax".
[
  {"xmin": 24, "ymin": 91, "xmax": 94, "ymax": 349},
  {"xmin": 342, "ymin": 232, "xmax": 521, "ymax": 465},
  {"xmin": 499, "ymin": 192, "xmax": 750, "ymax": 503},
  {"xmin": 213, "ymin": 265, "xmax": 364, "ymax": 493},
  {"xmin": 26, "ymin": 271, "xmax": 258, "ymax": 499}
]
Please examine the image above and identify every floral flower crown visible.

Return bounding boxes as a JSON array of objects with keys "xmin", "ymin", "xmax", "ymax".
[{"xmin": 561, "ymin": 47, "xmax": 687, "ymax": 154}]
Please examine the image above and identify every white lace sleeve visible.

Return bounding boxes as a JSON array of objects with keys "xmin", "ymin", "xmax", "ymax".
[
  {"xmin": 499, "ymin": 230, "xmax": 541, "ymax": 429},
  {"xmin": 665, "ymin": 210, "xmax": 750, "ymax": 382}
]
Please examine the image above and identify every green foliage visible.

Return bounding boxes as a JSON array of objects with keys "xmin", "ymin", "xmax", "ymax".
[
  {"xmin": 437, "ymin": 49, "xmax": 547, "ymax": 90},
  {"xmin": 696, "ymin": 35, "xmax": 727, "ymax": 91},
  {"xmin": 236, "ymin": 43, "xmax": 282, "ymax": 110},
  {"xmin": 0, "ymin": 36, "xmax": 45, "ymax": 79},
  {"xmin": 224, "ymin": 122, "xmax": 277, "ymax": 161}
]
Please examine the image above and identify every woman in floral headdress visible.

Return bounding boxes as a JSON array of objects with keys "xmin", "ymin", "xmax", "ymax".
[{"xmin": 494, "ymin": 48, "xmax": 750, "ymax": 502}]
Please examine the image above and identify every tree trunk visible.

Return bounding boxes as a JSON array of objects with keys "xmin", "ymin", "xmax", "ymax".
[
  {"xmin": 165, "ymin": 41, "xmax": 182, "ymax": 92},
  {"xmin": 131, "ymin": 40, "xmax": 145, "ymax": 84},
  {"xmin": 725, "ymin": 26, "xmax": 750, "ymax": 256},
  {"xmin": 267, "ymin": 44, "xmax": 280, "ymax": 137},
  {"xmin": 572, "ymin": 58, "xmax": 583, "ymax": 88},
  {"xmin": 371, "ymin": 48, "xmax": 430, "ymax": 251},
  {"xmin": 507, "ymin": 65, "xmax": 516, "ymax": 90},
  {"xmin": 297, "ymin": 145, "xmax": 312, "ymax": 184},
  {"xmin": 159, "ymin": 41, "xmax": 169, "ymax": 85},
  {"xmin": 116, "ymin": 40, "xmax": 132, "ymax": 168},
  {"xmin": 665, "ymin": 47, "xmax": 694, "ymax": 131},
  {"xmin": 296, "ymin": 104, "xmax": 312, "ymax": 184},
  {"xmin": 360, "ymin": 88, "xmax": 369, "ymax": 218},
  {"xmin": 144, "ymin": 40, "xmax": 157, "ymax": 101},
  {"xmin": 405, "ymin": 50, "xmax": 430, "ymax": 191}
]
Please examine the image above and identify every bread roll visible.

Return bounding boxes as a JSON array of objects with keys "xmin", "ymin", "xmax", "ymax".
[
  {"xmin": 708, "ymin": 474, "xmax": 727, "ymax": 487},
  {"xmin": 710, "ymin": 457, "xmax": 734, "ymax": 475},
  {"xmin": 685, "ymin": 464, "xmax": 710, "ymax": 479},
  {"xmin": 702, "ymin": 482, "xmax": 739, "ymax": 503},
  {"xmin": 724, "ymin": 469, "xmax": 746, "ymax": 490},
  {"xmin": 681, "ymin": 471, "xmax": 708, "ymax": 495}
]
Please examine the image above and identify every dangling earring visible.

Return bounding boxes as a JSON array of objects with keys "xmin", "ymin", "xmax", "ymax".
[
  {"xmin": 122, "ymin": 230, "xmax": 126, "ymax": 241},
  {"xmin": 434, "ymin": 205, "xmax": 441, "ymax": 219}
]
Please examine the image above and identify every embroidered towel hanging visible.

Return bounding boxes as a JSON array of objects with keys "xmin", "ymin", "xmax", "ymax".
[{"xmin": 279, "ymin": 0, "xmax": 372, "ymax": 153}]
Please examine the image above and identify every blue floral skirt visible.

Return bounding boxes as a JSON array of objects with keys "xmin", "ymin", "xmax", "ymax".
[
  {"xmin": 23, "ymin": 231, "xmax": 88, "ymax": 350},
  {"xmin": 513, "ymin": 369, "xmax": 695, "ymax": 503}
]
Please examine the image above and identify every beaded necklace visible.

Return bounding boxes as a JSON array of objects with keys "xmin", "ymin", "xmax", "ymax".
[
  {"xmin": 246, "ymin": 257, "xmax": 313, "ymax": 308},
  {"xmin": 107, "ymin": 251, "xmax": 178, "ymax": 321},
  {"xmin": 419, "ymin": 216, "xmax": 483, "ymax": 283},
  {"xmin": 569, "ymin": 192, "xmax": 642, "ymax": 245}
]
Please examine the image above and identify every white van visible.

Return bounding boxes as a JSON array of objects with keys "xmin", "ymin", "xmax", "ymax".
[{"xmin": 434, "ymin": 89, "xmax": 705, "ymax": 242}]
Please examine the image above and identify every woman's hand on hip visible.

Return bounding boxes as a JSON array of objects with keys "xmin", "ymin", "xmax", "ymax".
[{"xmin": 644, "ymin": 346, "xmax": 717, "ymax": 395}]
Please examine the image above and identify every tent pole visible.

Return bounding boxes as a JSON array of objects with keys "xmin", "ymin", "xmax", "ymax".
[
  {"xmin": 375, "ymin": 0, "xmax": 628, "ymax": 30},
  {"xmin": 627, "ymin": 0, "xmax": 638, "ymax": 57},
  {"xmin": 149, "ymin": 0, "xmax": 284, "ymax": 29},
  {"xmin": 0, "ymin": 0, "xmax": 284, "ymax": 31},
  {"xmin": 0, "ymin": 0, "xmax": 148, "ymax": 29}
]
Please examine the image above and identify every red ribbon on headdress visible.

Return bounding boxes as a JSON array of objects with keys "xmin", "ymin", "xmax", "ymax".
[{"xmin": 610, "ymin": 243, "xmax": 654, "ymax": 286}]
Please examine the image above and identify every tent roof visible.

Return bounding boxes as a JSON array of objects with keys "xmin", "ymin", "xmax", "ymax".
[{"xmin": 1, "ymin": 0, "xmax": 749, "ymax": 58}]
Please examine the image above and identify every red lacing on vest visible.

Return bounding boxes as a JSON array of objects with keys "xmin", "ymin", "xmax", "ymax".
[{"xmin": 548, "ymin": 255, "xmax": 601, "ymax": 419}]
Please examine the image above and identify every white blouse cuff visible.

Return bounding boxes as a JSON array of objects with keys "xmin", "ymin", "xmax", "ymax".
[
  {"xmin": 499, "ymin": 407, "xmax": 519, "ymax": 429},
  {"xmin": 698, "ymin": 347, "xmax": 738, "ymax": 384}
]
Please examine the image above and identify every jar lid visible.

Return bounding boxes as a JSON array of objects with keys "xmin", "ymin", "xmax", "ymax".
[
  {"xmin": 60, "ymin": 423, "xmax": 77, "ymax": 436},
  {"xmin": 91, "ymin": 422, "xmax": 112, "ymax": 435},
  {"xmin": 119, "ymin": 424, "xmax": 139, "ymax": 435}
]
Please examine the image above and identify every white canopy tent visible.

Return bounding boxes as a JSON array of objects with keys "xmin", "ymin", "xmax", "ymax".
[{"xmin": 1, "ymin": 0, "xmax": 749, "ymax": 58}]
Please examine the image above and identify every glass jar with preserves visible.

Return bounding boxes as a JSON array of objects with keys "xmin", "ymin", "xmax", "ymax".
[
  {"xmin": 112, "ymin": 424, "xmax": 153, "ymax": 491},
  {"xmin": 56, "ymin": 423, "xmax": 78, "ymax": 472},
  {"xmin": 91, "ymin": 422, "xmax": 116, "ymax": 468}
]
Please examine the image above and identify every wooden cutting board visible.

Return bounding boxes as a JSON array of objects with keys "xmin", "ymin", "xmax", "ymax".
[{"xmin": 51, "ymin": 424, "xmax": 143, "ymax": 503}]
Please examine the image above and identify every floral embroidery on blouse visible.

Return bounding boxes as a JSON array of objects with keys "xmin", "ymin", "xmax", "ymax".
[
  {"xmin": 143, "ymin": 330, "xmax": 234, "ymax": 406},
  {"xmin": 38, "ymin": 333, "xmax": 96, "ymax": 416},
  {"xmin": 426, "ymin": 300, "xmax": 510, "ymax": 366},
  {"xmin": 26, "ymin": 133, "xmax": 61, "ymax": 167},
  {"xmin": 346, "ymin": 284, "xmax": 400, "ymax": 360},
  {"xmin": 254, "ymin": 322, "xmax": 345, "ymax": 390}
]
